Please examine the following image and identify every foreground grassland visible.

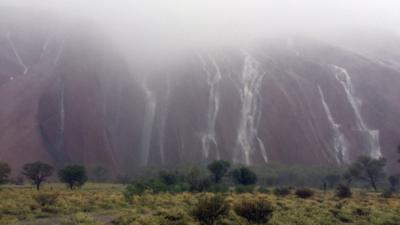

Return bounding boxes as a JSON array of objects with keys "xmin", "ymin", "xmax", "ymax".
[{"xmin": 1, "ymin": 183, "xmax": 400, "ymax": 225}]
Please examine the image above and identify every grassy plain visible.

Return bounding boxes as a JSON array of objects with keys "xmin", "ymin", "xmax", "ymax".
[{"xmin": 0, "ymin": 183, "xmax": 400, "ymax": 225}]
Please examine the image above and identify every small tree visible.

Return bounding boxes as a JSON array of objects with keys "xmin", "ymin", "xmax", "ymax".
[
  {"xmin": 58, "ymin": 165, "xmax": 88, "ymax": 190},
  {"xmin": 388, "ymin": 174, "xmax": 400, "ymax": 192},
  {"xmin": 0, "ymin": 161, "xmax": 11, "ymax": 184},
  {"xmin": 22, "ymin": 161, "xmax": 53, "ymax": 190},
  {"xmin": 207, "ymin": 160, "xmax": 230, "ymax": 183},
  {"xmin": 232, "ymin": 167, "xmax": 257, "ymax": 186},
  {"xmin": 346, "ymin": 156, "xmax": 386, "ymax": 192}
]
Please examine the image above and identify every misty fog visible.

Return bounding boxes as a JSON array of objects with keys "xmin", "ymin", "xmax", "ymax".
[{"xmin": 2, "ymin": 0, "xmax": 400, "ymax": 63}]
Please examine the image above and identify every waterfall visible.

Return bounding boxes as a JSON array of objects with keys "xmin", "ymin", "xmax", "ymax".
[
  {"xmin": 318, "ymin": 86, "xmax": 349, "ymax": 164},
  {"xmin": 158, "ymin": 80, "xmax": 170, "ymax": 165},
  {"xmin": 60, "ymin": 82, "xmax": 65, "ymax": 135},
  {"xmin": 234, "ymin": 53, "xmax": 268, "ymax": 165},
  {"xmin": 199, "ymin": 54, "xmax": 222, "ymax": 160},
  {"xmin": 54, "ymin": 39, "xmax": 65, "ymax": 66},
  {"xmin": 331, "ymin": 65, "xmax": 382, "ymax": 159},
  {"xmin": 40, "ymin": 35, "xmax": 53, "ymax": 59},
  {"xmin": 7, "ymin": 31, "xmax": 28, "ymax": 75},
  {"xmin": 140, "ymin": 80, "xmax": 157, "ymax": 166}
]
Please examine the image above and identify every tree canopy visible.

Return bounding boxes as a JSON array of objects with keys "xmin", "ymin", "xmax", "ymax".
[
  {"xmin": 346, "ymin": 156, "xmax": 386, "ymax": 191},
  {"xmin": 22, "ymin": 161, "xmax": 54, "ymax": 190},
  {"xmin": 58, "ymin": 165, "xmax": 88, "ymax": 190}
]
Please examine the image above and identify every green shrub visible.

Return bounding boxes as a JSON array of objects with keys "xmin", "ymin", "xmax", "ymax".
[
  {"xmin": 123, "ymin": 182, "xmax": 146, "ymax": 202},
  {"xmin": 336, "ymin": 184, "xmax": 352, "ymax": 198},
  {"xmin": 189, "ymin": 177, "xmax": 212, "ymax": 193},
  {"xmin": 0, "ymin": 161, "xmax": 11, "ymax": 184},
  {"xmin": 233, "ymin": 199, "xmax": 274, "ymax": 224},
  {"xmin": 232, "ymin": 167, "xmax": 257, "ymax": 186},
  {"xmin": 191, "ymin": 194, "xmax": 230, "ymax": 225},
  {"xmin": 186, "ymin": 168, "xmax": 212, "ymax": 192},
  {"xmin": 209, "ymin": 184, "xmax": 229, "ymax": 193},
  {"xmin": 235, "ymin": 185, "xmax": 254, "ymax": 194},
  {"xmin": 295, "ymin": 188, "xmax": 314, "ymax": 199},
  {"xmin": 273, "ymin": 187, "xmax": 291, "ymax": 197},
  {"xmin": 207, "ymin": 160, "xmax": 231, "ymax": 183},
  {"xmin": 258, "ymin": 186, "xmax": 270, "ymax": 194},
  {"xmin": 147, "ymin": 180, "xmax": 169, "ymax": 193},
  {"xmin": 159, "ymin": 170, "xmax": 180, "ymax": 186},
  {"xmin": 58, "ymin": 164, "xmax": 88, "ymax": 190},
  {"xmin": 169, "ymin": 183, "xmax": 190, "ymax": 194}
]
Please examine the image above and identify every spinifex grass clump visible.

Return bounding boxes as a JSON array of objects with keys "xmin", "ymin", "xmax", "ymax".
[
  {"xmin": 233, "ymin": 198, "xmax": 274, "ymax": 224},
  {"xmin": 295, "ymin": 188, "xmax": 314, "ymax": 199},
  {"xmin": 273, "ymin": 187, "xmax": 291, "ymax": 197},
  {"xmin": 191, "ymin": 194, "xmax": 230, "ymax": 225},
  {"xmin": 32, "ymin": 192, "xmax": 59, "ymax": 207}
]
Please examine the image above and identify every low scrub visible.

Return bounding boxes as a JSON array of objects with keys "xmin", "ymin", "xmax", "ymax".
[
  {"xmin": 191, "ymin": 194, "xmax": 230, "ymax": 225},
  {"xmin": 235, "ymin": 185, "xmax": 254, "ymax": 194},
  {"xmin": 233, "ymin": 198, "xmax": 274, "ymax": 224},
  {"xmin": 123, "ymin": 182, "xmax": 146, "ymax": 203},
  {"xmin": 32, "ymin": 192, "xmax": 59, "ymax": 207},
  {"xmin": 273, "ymin": 187, "xmax": 291, "ymax": 197},
  {"xmin": 336, "ymin": 184, "xmax": 352, "ymax": 198},
  {"xmin": 295, "ymin": 188, "xmax": 314, "ymax": 199}
]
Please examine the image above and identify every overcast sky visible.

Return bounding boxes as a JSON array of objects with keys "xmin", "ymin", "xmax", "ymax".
[{"xmin": 2, "ymin": 0, "xmax": 400, "ymax": 57}]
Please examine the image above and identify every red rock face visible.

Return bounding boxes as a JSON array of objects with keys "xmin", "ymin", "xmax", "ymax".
[{"xmin": 1, "ymin": 11, "xmax": 400, "ymax": 173}]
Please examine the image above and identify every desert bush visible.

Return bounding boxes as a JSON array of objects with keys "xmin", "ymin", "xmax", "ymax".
[
  {"xmin": 123, "ymin": 182, "xmax": 146, "ymax": 202},
  {"xmin": 207, "ymin": 160, "xmax": 231, "ymax": 183},
  {"xmin": 32, "ymin": 192, "xmax": 59, "ymax": 207},
  {"xmin": 233, "ymin": 198, "xmax": 274, "ymax": 224},
  {"xmin": 208, "ymin": 184, "xmax": 229, "ymax": 193},
  {"xmin": 235, "ymin": 185, "xmax": 254, "ymax": 194},
  {"xmin": 22, "ymin": 161, "xmax": 53, "ymax": 190},
  {"xmin": 147, "ymin": 180, "xmax": 169, "ymax": 193},
  {"xmin": 336, "ymin": 184, "xmax": 352, "ymax": 198},
  {"xmin": 0, "ymin": 161, "xmax": 11, "ymax": 184},
  {"xmin": 189, "ymin": 177, "xmax": 212, "ymax": 193},
  {"xmin": 257, "ymin": 186, "xmax": 269, "ymax": 194},
  {"xmin": 159, "ymin": 170, "xmax": 181, "ymax": 186},
  {"xmin": 295, "ymin": 188, "xmax": 314, "ymax": 199},
  {"xmin": 186, "ymin": 168, "xmax": 212, "ymax": 192},
  {"xmin": 232, "ymin": 167, "xmax": 257, "ymax": 186},
  {"xmin": 273, "ymin": 187, "xmax": 291, "ymax": 197},
  {"xmin": 191, "ymin": 194, "xmax": 230, "ymax": 225},
  {"xmin": 58, "ymin": 165, "xmax": 88, "ymax": 190}
]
